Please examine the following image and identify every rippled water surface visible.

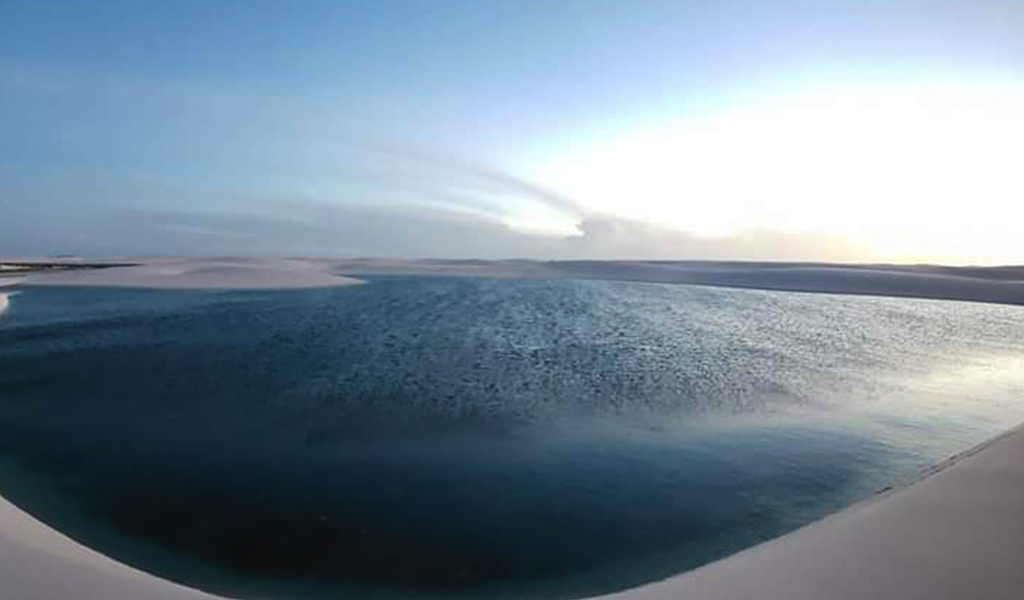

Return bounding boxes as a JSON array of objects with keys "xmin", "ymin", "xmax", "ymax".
[{"xmin": 1, "ymin": 277, "xmax": 1023, "ymax": 599}]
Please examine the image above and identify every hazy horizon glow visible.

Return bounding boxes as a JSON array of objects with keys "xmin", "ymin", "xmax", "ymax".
[
  {"xmin": 524, "ymin": 76, "xmax": 1024, "ymax": 264},
  {"xmin": 2, "ymin": 0, "xmax": 1023, "ymax": 264}
]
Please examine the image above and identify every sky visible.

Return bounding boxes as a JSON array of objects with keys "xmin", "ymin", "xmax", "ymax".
[{"xmin": 1, "ymin": 0, "xmax": 1022, "ymax": 264}]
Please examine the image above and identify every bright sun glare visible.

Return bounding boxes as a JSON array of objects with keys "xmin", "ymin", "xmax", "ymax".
[{"xmin": 532, "ymin": 80, "xmax": 1024, "ymax": 264}]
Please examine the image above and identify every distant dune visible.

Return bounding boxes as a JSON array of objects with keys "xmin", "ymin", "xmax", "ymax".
[
  {"xmin": 20, "ymin": 258, "xmax": 362, "ymax": 290},
  {"xmin": 12, "ymin": 257, "xmax": 1024, "ymax": 305},
  {"xmin": 338, "ymin": 258, "xmax": 1024, "ymax": 307}
]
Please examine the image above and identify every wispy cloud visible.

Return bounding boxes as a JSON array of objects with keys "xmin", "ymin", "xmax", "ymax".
[
  {"xmin": 0, "ymin": 159, "xmax": 858, "ymax": 261},
  {"xmin": 364, "ymin": 141, "xmax": 588, "ymax": 218}
]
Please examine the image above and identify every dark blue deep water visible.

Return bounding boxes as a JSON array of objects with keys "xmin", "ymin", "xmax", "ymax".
[{"xmin": 1, "ymin": 277, "xmax": 1024, "ymax": 599}]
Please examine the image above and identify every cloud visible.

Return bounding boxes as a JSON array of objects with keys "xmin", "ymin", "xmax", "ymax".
[
  {"xmin": 0, "ymin": 57, "xmax": 848, "ymax": 261},
  {"xmin": 0, "ymin": 201, "xmax": 853, "ymax": 262},
  {"xmin": 363, "ymin": 141, "xmax": 587, "ymax": 219},
  {"xmin": 0, "ymin": 157, "xmax": 857, "ymax": 262},
  {"xmin": 565, "ymin": 216, "xmax": 858, "ymax": 262}
]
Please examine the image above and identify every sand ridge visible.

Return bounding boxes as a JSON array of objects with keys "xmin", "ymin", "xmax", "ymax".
[
  {"xmin": 0, "ymin": 278, "xmax": 19, "ymax": 317},
  {"xmin": 0, "ymin": 495, "xmax": 223, "ymax": 600},
  {"xmin": 337, "ymin": 258, "xmax": 1024, "ymax": 307},
  {"xmin": 15, "ymin": 257, "xmax": 1024, "ymax": 305},
  {"xmin": 592, "ymin": 422, "xmax": 1024, "ymax": 600},
  {"xmin": 23, "ymin": 258, "xmax": 362, "ymax": 290}
]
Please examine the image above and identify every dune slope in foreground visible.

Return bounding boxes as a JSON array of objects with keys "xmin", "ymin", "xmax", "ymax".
[
  {"xmin": 0, "ymin": 494, "xmax": 221, "ymax": 600},
  {"xmin": 594, "ymin": 423, "xmax": 1024, "ymax": 600}
]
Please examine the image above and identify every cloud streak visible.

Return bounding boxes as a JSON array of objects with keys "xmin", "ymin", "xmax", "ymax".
[
  {"xmin": 364, "ymin": 141, "xmax": 588, "ymax": 219},
  {"xmin": 0, "ymin": 160, "xmax": 858, "ymax": 261},
  {"xmin": 0, "ymin": 200, "xmax": 857, "ymax": 262}
]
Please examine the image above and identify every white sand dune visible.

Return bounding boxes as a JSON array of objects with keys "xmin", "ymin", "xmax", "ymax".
[
  {"xmin": 549, "ymin": 260, "xmax": 1024, "ymax": 306},
  {"xmin": 0, "ymin": 495, "xmax": 222, "ymax": 600},
  {"xmin": 593, "ymin": 423, "xmax": 1024, "ymax": 600},
  {"xmin": 24, "ymin": 258, "xmax": 361, "ymax": 290},
  {"xmin": 16, "ymin": 256, "xmax": 1024, "ymax": 304},
  {"xmin": 337, "ymin": 258, "xmax": 1024, "ymax": 306},
  {"xmin": 0, "ymin": 278, "xmax": 19, "ymax": 317}
]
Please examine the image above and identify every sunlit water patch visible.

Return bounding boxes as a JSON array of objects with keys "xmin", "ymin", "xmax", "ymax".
[{"xmin": 1, "ymin": 278, "xmax": 1023, "ymax": 599}]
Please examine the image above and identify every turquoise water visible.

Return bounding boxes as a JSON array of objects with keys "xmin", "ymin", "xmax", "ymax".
[{"xmin": 1, "ymin": 277, "xmax": 1023, "ymax": 599}]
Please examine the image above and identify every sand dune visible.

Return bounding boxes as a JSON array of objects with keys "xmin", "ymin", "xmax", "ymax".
[
  {"xmin": 549, "ymin": 260, "xmax": 1024, "ymax": 305},
  {"xmin": 0, "ymin": 495, "xmax": 222, "ymax": 600},
  {"xmin": 0, "ymin": 278, "xmax": 19, "ymax": 317},
  {"xmin": 338, "ymin": 258, "xmax": 1024, "ymax": 306},
  {"xmin": 593, "ymin": 423, "xmax": 1024, "ymax": 600},
  {"xmin": 16, "ymin": 256, "xmax": 1024, "ymax": 305},
  {"xmin": 23, "ymin": 258, "xmax": 361, "ymax": 290}
]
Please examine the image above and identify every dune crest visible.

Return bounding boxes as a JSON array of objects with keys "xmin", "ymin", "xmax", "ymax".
[{"xmin": 24, "ymin": 258, "xmax": 361, "ymax": 290}]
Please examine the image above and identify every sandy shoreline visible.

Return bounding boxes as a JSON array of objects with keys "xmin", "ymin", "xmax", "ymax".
[
  {"xmin": 0, "ymin": 277, "xmax": 19, "ymax": 317},
  {"xmin": 592, "ymin": 420, "xmax": 1024, "ymax": 600},
  {"xmin": 338, "ymin": 258, "xmax": 1024, "ymax": 308},
  {"xmin": 7, "ymin": 257, "xmax": 1024, "ymax": 307},
  {"xmin": 0, "ymin": 422, "xmax": 1022, "ymax": 600},
  {"xmin": 19, "ymin": 258, "xmax": 362, "ymax": 290},
  {"xmin": 0, "ymin": 493, "xmax": 223, "ymax": 600}
]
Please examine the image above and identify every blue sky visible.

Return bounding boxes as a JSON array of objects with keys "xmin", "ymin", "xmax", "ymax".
[{"xmin": 2, "ymin": 0, "xmax": 1023, "ymax": 262}]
